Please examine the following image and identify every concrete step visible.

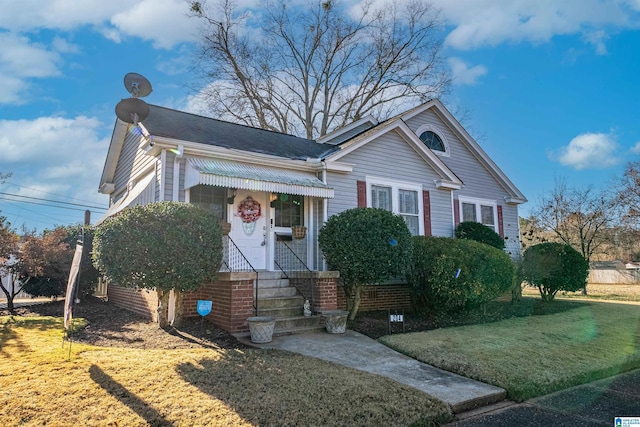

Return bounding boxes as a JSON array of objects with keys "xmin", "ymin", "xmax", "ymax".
[
  {"xmin": 274, "ymin": 315, "xmax": 323, "ymax": 330},
  {"xmin": 257, "ymin": 271, "xmax": 286, "ymax": 280},
  {"xmin": 257, "ymin": 295, "xmax": 304, "ymax": 309},
  {"xmin": 257, "ymin": 306, "xmax": 304, "ymax": 318},
  {"xmin": 257, "ymin": 286, "xmax": 298, "ymax": 298},
  {"xmin": 258, "ymin": 278, "xmax": 291, "ymax": 288},
  {"xmin": 273, "ymin": 324, "xmax": 326, "ymax": 337}
]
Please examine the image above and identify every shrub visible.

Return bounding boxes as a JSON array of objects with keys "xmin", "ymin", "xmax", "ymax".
[
  {"xmin": 520, "ymin": 242, "xmax": 589, "ymax": 301},
  {"xmin": 455, "ymin": 221, "xmax": 505, "ymax": 250},
  {"xmin": 409, "ymin": 236, "xmax": 514, "ymax": 313},
  {"xmin": 319, "ymin": 208, "xmax": 413, "ymax": 319},
  {"xmin": 93, "ymin": 202, "xmax": 223, "ymax": 327}
]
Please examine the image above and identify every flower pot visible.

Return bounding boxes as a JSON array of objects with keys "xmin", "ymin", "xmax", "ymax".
[
  {"xmin": 220, "ymin": 222, "xmax": 232, "ymax": 235},
  {"xmin": 323, "ymin": 310, "xmax": 349, "ymax": 334},
  {"xmin": 291, "ymin": 226, "xmax": 307, "ymax": 239},
  {"xmin": 247, "ymin": 316, "xmax": 276, "ymax": 343}
]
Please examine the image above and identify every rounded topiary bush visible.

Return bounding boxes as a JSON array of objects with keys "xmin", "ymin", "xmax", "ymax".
[
  {"xmin": 93, "ymin": 201, "xmax": 223, "ymax": 326},
  {"xmin": 409, "ymin": 236, "xmax": 514, "ymax": 313},
  {"xmin": 455, "ymin": 221, "xmax": 505, "ymax": 250},
  {"xmin": 520, "ymin": 242, "xmax": 589, "ymax": 301},
  {"xmin": 319, "ymin": 207, "xmax": 413, "ymax": 319}
]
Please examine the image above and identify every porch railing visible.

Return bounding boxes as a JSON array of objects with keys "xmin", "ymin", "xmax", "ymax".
[
  {"xmin": 274, "ymin": 233, "xmax": 316, "ymax": 313},
  {"xmin": 222, "ymin": 235, "xmax": 260, "ymax": 315}
]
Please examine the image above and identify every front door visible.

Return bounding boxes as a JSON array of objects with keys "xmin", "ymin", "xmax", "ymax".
[{"xmin": 229, "ymin": 190, "xmax": 268, "ymax": 270}]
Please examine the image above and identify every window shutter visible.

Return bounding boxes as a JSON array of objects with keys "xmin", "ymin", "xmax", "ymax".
[
  {"xmin": 497, "ymin": 205, "xmax": 504, "ymax": 238},
  {"xmin": 357, "ymin": 180, "xmax": 367, "ymax": 208},
  {"xmin": 453, "ymin": 198, "xmax": 460, "ymax": 227},
  {"xmin": 422, "ymin": 190, "xmax": 432, "ymax": 236}
]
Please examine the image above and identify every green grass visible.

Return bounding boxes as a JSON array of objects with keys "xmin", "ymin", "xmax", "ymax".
[
  {"xmin": 0, "ymin": 316, "xmax": 450, "ymax": 427},
  {"xmin": 381, "ymin": 298, "xmax": 640, "ymax": 402}
]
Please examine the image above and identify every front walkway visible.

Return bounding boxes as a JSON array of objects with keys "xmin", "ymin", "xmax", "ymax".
[{"xmin": 244, "ymin": 329, "xmax": 506, "ymax": 413}]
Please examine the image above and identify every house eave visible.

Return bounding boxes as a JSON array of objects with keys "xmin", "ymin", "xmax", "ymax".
[
  {"xmin": 435, "ymin": 180, "xmax": 463, "ymax": 190},
  {"xmin": 505, "ymin": 196, "xmax": 528, "ymax": 205},
  {"xmin": 99, "ymin": 182, "xmax": 115, "ymax": 194},
  {"xmin": 148, "ymin": 136, "xmax": 326, "ymax": 172}
]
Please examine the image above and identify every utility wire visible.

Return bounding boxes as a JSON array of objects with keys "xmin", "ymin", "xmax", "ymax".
[
  {"xmin": 0, "ymin": 197, "xmax": 106, "ymax": 213},
  {"xmin": 4, "ymin": 181, "xmax": 105, "ymax": 206},
  {"xmin": 0, "ymin": 191, "xmax": 107, "ymax": 210}
]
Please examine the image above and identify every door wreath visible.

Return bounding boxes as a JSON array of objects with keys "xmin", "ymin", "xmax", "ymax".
[
  {"xmin": 237, "ymin": 196, "xmax": 262, "ymax": 236},
  {"xmin": 237, "ymin": 196, "xmax": 262, "ymax": 223}
]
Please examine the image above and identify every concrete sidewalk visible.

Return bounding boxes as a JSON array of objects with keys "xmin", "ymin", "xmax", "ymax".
[
  {"xmin": 243, "ymin": 329, "xmax": 506, "ymax": 413},
  {"xmin": 448, "ymin": 368, "xmax": 640, "ymax": 426}
]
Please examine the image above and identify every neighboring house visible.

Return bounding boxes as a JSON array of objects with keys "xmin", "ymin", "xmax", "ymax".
[
  {"xmin": 589, "ymin": 261, "xmax": 640, "ymax": 284},
  {"xmin": 98, "ymin": 99, "xmax": 526, "ymax": 334}
]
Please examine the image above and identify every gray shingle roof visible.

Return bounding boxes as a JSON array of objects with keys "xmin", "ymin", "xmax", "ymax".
[{"xmin": 143, "ymin": 104, "xmax": 338, "ymax": 160}]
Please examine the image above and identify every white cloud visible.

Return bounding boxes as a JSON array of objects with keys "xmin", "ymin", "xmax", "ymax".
[
  {"xmin": 0, "ymin": 33, "xmax": 67, "ymax": 104},
  {"xmin": 448, "ymin": 57, "xmax": 487, "ymax": 85},
  {"xmin": 110, "ymin": 0, "xmax": 196, "ymax": 49},
  {"xmin": 0, "ymin": 0, "xmax": 131, "ymax": 31},
  {"xmin": 433, "ymin": 0, "xmax": 637, "ymax": 52},
  {"xmin": 630, "ymin": 141, "xmax": 640, "ymax": 154},
  {"xmin": 0, "ymin": 33, "xmax": 62, "ymax": 78},
  {"xmin": 0, "ymin": 0, "xmax": 195, "ymax": 49},
  {"xmin": 553, "ymin": 132, "xmax": 620, "ymax": 170},
  {"xmin": 0, "ymin": 115, "xmax": 110, "ymax": 228}
]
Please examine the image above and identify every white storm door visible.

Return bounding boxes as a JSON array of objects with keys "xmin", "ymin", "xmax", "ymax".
[{"xmin": 229, "ymin": 190, "xmax": 268, "ymax": 270}]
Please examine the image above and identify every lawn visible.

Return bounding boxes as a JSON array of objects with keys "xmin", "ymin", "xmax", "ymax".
[
  {"xmin": 380, "ymin": 297, "xmax": 640, "ymax": 402},
  {"xmin": 523, "ymin": 283, "xmax": 640, "ymax": 302},
  {"xmin": 0, "ymin": 316, "xmax": 450, "ymax": 427}
]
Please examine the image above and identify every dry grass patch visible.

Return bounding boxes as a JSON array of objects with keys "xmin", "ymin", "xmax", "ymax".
[
  {"xmin": 381, "ymin": 299, "xmax": 640, "ymax": 402},
  {"xmin": 1, "ymin": 316, "xmax": 450, "ymax": 427},
  {"xmin": 522, "ymin": 283, "xmax": 640, "ymax": 302}
]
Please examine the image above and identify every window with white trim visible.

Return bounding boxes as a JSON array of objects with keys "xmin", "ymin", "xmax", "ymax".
[
  {"xmin": 459, "ymin": 196, "xmax": 497, "ymax": 231},
  {"xmin": 368, "ymin": 178, "xmax": 422, "ymax": 235},
  {"xmin": 415, "ymin": 124, "xmax": 449, "ymax": 156}
]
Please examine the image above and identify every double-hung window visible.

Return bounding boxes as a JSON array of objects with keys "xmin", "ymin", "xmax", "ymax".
[
  {"xmin": 368, "ymin": 178, "xmax": 422, "ymax": 235},
  {"xmin": 459, "ymin": 196, "xmax": 497, "ymax": 231}
]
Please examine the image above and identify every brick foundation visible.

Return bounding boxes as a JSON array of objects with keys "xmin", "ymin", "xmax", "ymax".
[
  {"xmin": 107, "ymin": 284, "xmax": 159, "ymax": 321},
  {"xmin": 337, "ymin": 283, "xmax": 411, "ymax": 312},
  {"xmin": 184, "ymin": 272, "xmax": 256, "ymax": 335}
]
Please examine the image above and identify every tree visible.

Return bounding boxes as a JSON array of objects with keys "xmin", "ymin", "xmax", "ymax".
[
  {"xmin": 318, "ymin": 208, "xmax": 413, "ymax": 320},
  {"xmin": 22, "ymin": 225, "xmax": 98, "ymax": 299},
  {"xmin": 520, "ymin": 242, "xmax": 589, "ymax": 302},
  {"xmin": 618, "ymin": 160, "xmax": 640, "ymax": 227},
  {"xmin": 92, "ymin": 202, "xmax": 223, "ymax": 328},
  {"xmin": 189, "ymin": 0, "xmax": 450, "ymax": 139},
  {"xmin": 0, "ymin": 225, "xmax": 72, "ymax": 313},
  {"xmin": 0, "ymin": 216, "xmax": 20, "ymax": 311},
  {"xmin": 529, "ymin": 180, "xmax": 619, "ymax": 294}
]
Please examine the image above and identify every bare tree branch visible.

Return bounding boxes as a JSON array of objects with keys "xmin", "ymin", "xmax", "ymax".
[{"xmin": 189, "ymin": 0, "xmax": 450, "ymax": 138}]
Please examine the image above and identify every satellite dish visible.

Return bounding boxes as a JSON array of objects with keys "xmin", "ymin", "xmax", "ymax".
[
  {"xmin": 123, "ymin": 72, "xmax": 152, "ymax": 98},
  {"xmin": 115, "ymin": 98, "xmax": 150, "ymax": 124}
]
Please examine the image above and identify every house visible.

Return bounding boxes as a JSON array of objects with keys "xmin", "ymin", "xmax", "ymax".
[{"xmin": 98, "ymin": 99, "xmax": 526, "ymax": 334}]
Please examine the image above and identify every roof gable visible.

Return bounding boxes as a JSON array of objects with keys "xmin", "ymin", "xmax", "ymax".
[
  {"xmin": 325, "ymin": 118, "xmax": 463, "ymax": 189},
  {"xmin": 401, "ymin": 100, "xmax": 527, "ymax": 203}
]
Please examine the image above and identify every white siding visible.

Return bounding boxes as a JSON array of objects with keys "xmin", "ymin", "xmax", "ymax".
[{"xmin": 113, "ymin": 127, "xmax": 157, "ymax": 196}]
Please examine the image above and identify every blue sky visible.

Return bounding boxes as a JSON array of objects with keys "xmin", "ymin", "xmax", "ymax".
[{"xmin": 1, "ymin": 0, "xmax": 639, "ymax": 232}]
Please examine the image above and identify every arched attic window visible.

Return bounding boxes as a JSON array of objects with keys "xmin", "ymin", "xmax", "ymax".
[{"xmin": 416, "ymin": 124, "xmax": 449, "ymax": 156}]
